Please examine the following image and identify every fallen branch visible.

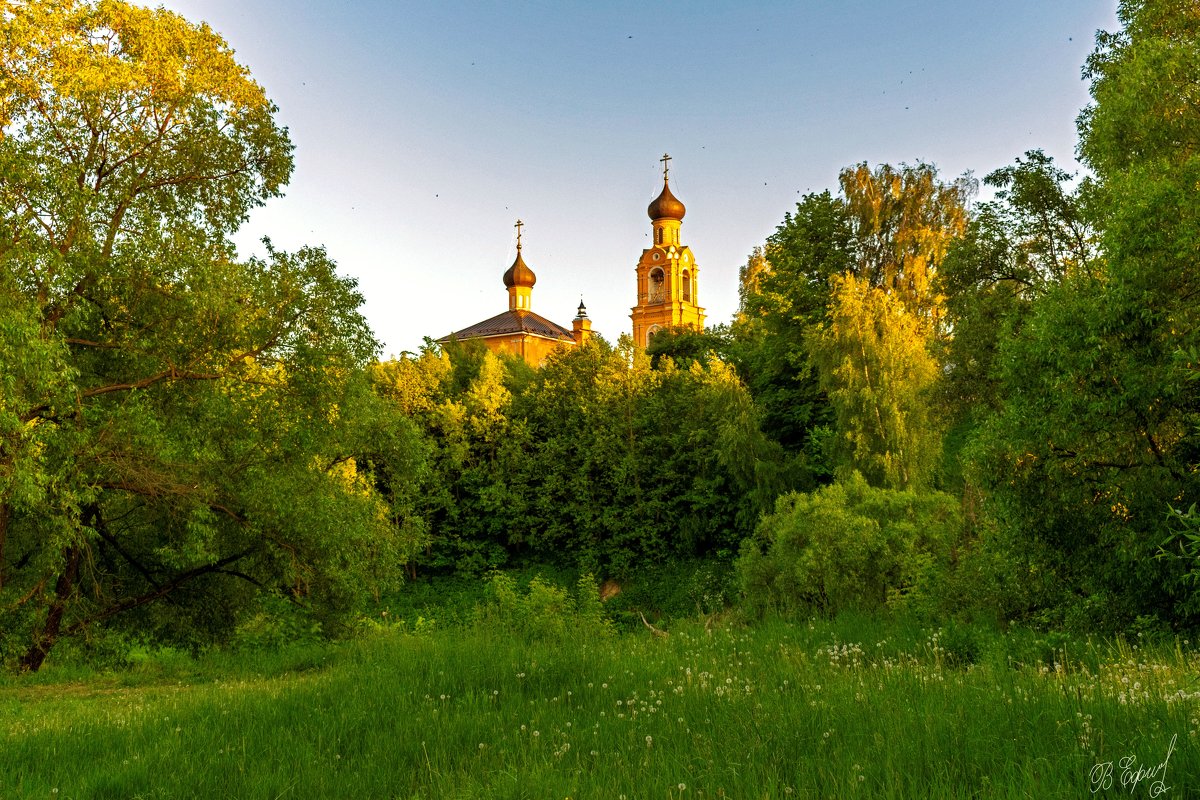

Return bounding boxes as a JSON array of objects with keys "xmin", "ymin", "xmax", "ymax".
[{"xmin": 639, "ymin": 611, "xmax": 668, "ymax": 638}]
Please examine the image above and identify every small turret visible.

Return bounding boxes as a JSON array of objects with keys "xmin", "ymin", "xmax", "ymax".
[{"xmin": 572, "ymin": 299, "xmax": 592, "ymax": 345}]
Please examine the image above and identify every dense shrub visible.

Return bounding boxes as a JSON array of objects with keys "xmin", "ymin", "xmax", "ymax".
[
  {"xmin": 478, "ymin": 573, "xmax": 614, "ymax": 641},
  {"xmin": 736, "ymin": 472, "xmax": 961, "ymax": 616}
]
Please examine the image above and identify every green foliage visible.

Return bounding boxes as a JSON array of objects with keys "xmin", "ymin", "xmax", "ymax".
[
  {"xmin": 645, "ymin": 324, "xmax": 732, "ymax": 370},
  {"xmin": 380, "ymin": 336, "xmax": 785, "ymax": 579},
  {"xmin": 808, "ymin": 274, "xmax": 942, "ymax": 490},
  {"xmin": 733, "ymin": 164, "xmax": 967, "ymax": 492},
  {"xmin": 936, "ymin": 150, "xmax": 1096, "ymax": 421},
  {"xmin": 479, "ymin": 572, "xmax": 613, "ymax": 641},
  {"xmin": 736, "ymin": 472, "xmax": 961, "ymax": 617},
  {"xmin": 0, "ymin": 0, "xmax": 426, "ymax": 670},
  {"xmin": 731, "ymin": 194, "xmax": 851, "ymax": 452},
  {"xmin": 917, "ymin": 2, "xmax": 1200, "ymax": 633},
  {"xmin": 945, "ymin": 2, "xmax": 1200, "ymax": 631},
  {"xmin": 601, "ymin": 558, "xmax": 738, "ymax": 622}
]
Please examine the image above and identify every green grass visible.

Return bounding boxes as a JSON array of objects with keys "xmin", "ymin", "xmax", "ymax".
[{"xmin": 2, "ymin": 617, "xmax": 1198, "ymax": 799}]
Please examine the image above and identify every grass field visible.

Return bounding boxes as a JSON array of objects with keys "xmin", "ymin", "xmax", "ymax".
[{"xmin": 2, "ymin": 615, "xmax": 1198, "ymax": 799}]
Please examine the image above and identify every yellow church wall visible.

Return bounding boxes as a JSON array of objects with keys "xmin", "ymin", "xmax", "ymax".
[{"xmin": 478, "ymin": 332, "xmax": 573, "ymax": 366}]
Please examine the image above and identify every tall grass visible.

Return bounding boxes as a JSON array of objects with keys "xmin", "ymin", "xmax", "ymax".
[{"xmin": 2, "ymin": 616, "xmax": 1197, "ymax": 798}]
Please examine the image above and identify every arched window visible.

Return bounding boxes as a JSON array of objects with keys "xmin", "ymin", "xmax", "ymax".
[
  {"xmin": 647, "ymin": 324, "xmax": 662, "ymax": 340},
  {"xmin": 649, "ymin": 267, "xmax": 665, "ymax": 303},
  {"xmin": 681, "ymin": 269, "xmax": 691, "ymax": 302}
]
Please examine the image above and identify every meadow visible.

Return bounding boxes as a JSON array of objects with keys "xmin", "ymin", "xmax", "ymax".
[{"xmin": 3, "ymin": 613, "xmax": 1197, "ymax": 799}]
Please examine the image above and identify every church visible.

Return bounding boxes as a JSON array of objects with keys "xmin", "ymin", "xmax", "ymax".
[{"xmin": 440, "ymin": 155, "xmax": 706, "ymax": 365}]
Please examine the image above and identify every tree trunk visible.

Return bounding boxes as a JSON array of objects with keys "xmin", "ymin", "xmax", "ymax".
[{"xmin": 19, "ymin": 545, "xmax": 80, "ymax": 673}]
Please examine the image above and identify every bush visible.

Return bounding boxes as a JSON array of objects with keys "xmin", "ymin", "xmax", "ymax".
[
  {"xmin": 602, "ymin": 558, "xmax": 737, "ymax": 624},
  {"xmin": 736, "ymin": 472, "xmax": 961, "ymax": 616},
  {"xmin": 478, "ymin": 573, "xmax": 614, "ymax": 641}
]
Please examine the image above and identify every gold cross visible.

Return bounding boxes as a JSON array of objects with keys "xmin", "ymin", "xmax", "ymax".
[
  {"xmin": 660, "ymin": 153, "xmax": 671, "ymax": 180},
  {"xmin": 514, "ymin": 219, "xmax": 523, "ymax": 249}
]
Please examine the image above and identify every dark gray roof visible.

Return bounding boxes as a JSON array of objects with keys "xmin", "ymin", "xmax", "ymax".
[{"xmin": 439, "ymin": 309, "xmax": 575, "ymax": 343}]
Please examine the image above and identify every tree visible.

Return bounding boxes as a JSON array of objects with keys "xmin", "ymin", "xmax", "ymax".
[
  {"xmin": 0, "ymin": 0, "xmax": 416, "ymax": 669},
  {"xmin": 731, "ymin": 192, "xmax": 852, "ymax": 455},
  {"xmin": 645, "ymin": 324, "xmax": 732, "ymax": 370},
  {"xmin": 935, "ymin": 150, "xmax": 1097, "ymax": 437},
  {"xmin": 808, "ymin": 274, "xmax": 941, "ymax": 490},
  {"xmin": 385, "ymin": 335, "xmax": 786, "ymax": 578},
  {"xmin": 839, "ymin": 162, "xmax": 972, "ymax": 328},
  {"xmin": 959, "ymin": 0, "xmax": 1200, "ymax": 630},
  {"xmin": 735, "ymin": 164, "xmax": 967, "ymax": 490}
]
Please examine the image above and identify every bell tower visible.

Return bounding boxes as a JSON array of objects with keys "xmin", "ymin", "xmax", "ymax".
[{"xmin": 631, "ymin": 154, "xmax": 706, "ymax": 348}]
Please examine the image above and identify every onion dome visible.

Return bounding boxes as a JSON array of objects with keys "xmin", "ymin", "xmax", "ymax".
[
  {"xmin": 647, "ymin": 178, "xmax": 686, "ymax": 221},
  {"xmin": 502, "ymin": 249, "xmax": 536, "ymax": 289}
]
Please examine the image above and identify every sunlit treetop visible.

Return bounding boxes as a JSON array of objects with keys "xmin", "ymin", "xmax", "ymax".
[{"xmin": 0, "ymin": 0, "xmax": 292, "ymax": 253}]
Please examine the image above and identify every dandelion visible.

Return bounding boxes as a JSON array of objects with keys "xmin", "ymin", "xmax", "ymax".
[
  {"xmin": 533, "ymin": 730, "xmax": 540, "ymax": 738},
  {"xmin": 678, "ymin": 783, "xmax": 686, "ymax": 791},
  {"xmin": 645, "ymin": 735, "xmax": 654, "ymax": 748}
]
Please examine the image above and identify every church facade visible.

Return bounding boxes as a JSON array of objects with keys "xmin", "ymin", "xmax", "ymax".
[{"xmin": 441, "ymin": 155, "xmax": 703, "ymax": 365}]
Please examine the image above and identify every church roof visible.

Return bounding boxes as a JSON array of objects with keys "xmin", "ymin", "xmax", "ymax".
[{"xmin": 439, "ymin": 309, "xmax": 575, "ymax": 343}]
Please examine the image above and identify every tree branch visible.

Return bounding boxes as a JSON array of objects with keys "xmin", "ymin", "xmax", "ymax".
[{"xmin": 63, "ymin": 544, "xmax": 260, "ymax": 635}]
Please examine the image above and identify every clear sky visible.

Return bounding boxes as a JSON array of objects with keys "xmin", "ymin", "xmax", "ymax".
[{"xmin": 150, "ymin": 1, "xmax": 1119, "ymax": 357}]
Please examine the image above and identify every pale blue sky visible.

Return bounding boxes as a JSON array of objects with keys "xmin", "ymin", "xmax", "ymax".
[{"xmin": 153, "ymin": 1, "xmax": 1118, "ymax": 356}]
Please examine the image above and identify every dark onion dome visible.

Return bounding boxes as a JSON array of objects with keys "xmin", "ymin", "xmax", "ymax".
[
  {"xmin": 502, "ymin": 249, "xmax": 536, "ymax": 288},
  {"xmin": 647, "ymin": 178, "xmax": 686, "ymax": 221}
]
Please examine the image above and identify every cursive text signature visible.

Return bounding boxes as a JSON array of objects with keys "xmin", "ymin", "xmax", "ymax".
[{"xmin": 1090, "ymin": 734, "xmax": 1177, "ymax": 797}]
